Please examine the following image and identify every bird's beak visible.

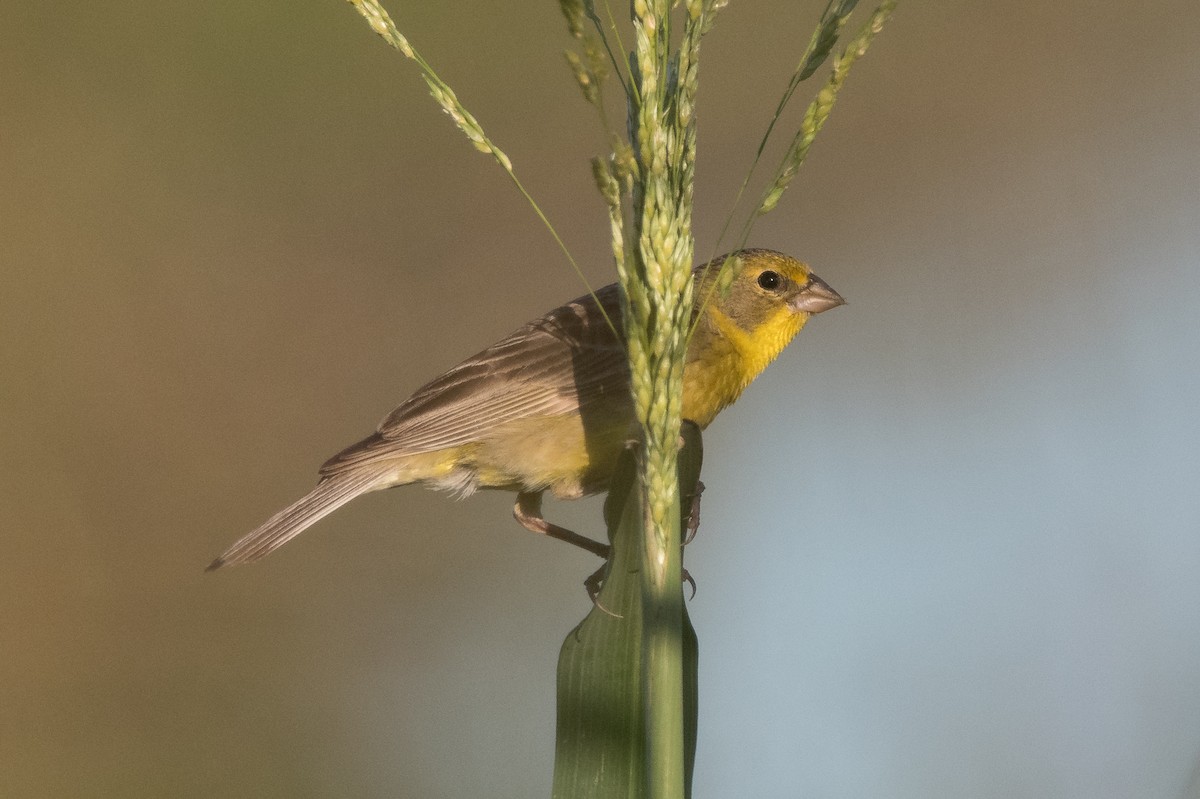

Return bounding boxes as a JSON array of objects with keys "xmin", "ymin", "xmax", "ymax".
[{"xmin": 790, "ymin": 273, "xmax": 845, "ymax": 314}]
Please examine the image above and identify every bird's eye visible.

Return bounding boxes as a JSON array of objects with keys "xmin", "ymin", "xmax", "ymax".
[{"xmin": 757, "ymin": 270, "xmax": 781, "ymax": 290}]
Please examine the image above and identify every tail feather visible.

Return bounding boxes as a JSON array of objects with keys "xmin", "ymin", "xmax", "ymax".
[{"xmin": 207, "ymin": 468, "xmax": 392, "ymax": 571}]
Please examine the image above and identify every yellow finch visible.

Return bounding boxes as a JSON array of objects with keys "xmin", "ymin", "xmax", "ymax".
[{"xmin": 207, "ymin": 249, "xmax": 843, "ymax": 570}]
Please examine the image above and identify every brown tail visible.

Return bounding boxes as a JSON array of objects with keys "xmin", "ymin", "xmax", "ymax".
[{"xmin": 207, "ymin": 467, "xmax": 393, "ymax": 571}]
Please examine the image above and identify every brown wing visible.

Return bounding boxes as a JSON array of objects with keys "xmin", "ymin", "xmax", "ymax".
[{"xmin": 320, "ymin": 282, "xmax": 628, "ymax": 476}]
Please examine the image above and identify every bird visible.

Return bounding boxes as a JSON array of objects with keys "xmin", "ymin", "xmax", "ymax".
[{"xmin": 207, "ymin": 249, "xmax": 843, "ymax": 571}]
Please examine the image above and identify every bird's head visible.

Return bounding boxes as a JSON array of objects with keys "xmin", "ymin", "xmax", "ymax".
[{"xmin": 696, "ymin": 249, "xmax": 845, "ymax": 334}]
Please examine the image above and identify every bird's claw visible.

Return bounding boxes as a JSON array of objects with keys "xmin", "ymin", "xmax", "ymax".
[
  {"xmin": 585, "ymin": 563, "xmax": 622, "ymax": 617},
  {"xmin": 584, "ymin": 562, "xmax": 696, "ymax": 605},
  {"xmin": 684, "ymin": 479, "xmax": 705, "ymax": 546},
  {"xmin": 682, "ymin": 567, "xmax": 697, "ymax": 600}
]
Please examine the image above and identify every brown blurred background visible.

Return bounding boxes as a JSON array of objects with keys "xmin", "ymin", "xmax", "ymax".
[{"xmin": 3, "ymin": 1, "xmax": 1199, "ymax": 797}]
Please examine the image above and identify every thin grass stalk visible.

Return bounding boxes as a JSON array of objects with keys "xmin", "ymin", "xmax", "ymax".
[
  {"xmin": 345, "ymin": 0, "xmax": 616, "ymax": 334},
  {"xmin": 692, "ymin": 0, "xmax": 897, "ymax": 338},
  {"xmin": 755, "ymin": 0, "xmax": 897, "ymax": 217},
  {"xmin": 710, "ymin": 0, "xmax": 860, "ymax": 256}
]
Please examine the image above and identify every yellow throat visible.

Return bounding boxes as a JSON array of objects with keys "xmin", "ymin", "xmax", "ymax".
[{"xmin": 681, "ymin": 303, "xmax": 808, "ymax": 428}]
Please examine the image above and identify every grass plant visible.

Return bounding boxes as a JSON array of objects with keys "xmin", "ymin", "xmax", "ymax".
[{"xmin": 342, "ymin": 1, "xmax": 896, "ymax": 795}]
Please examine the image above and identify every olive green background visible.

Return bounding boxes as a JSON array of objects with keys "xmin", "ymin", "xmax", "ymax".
[{"xmin": 3, "ymin": 1, "xmax": 1199, "ymax": 797}]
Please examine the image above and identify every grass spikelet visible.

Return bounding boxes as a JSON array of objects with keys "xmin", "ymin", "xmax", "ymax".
[{"xmin": 756, "ymin": 0, "xmax": 897, "ymax": 216}]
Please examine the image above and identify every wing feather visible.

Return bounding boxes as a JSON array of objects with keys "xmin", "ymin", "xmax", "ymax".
[{"xmin": 320, "ymin": 283, "xmax": 627, "ymax": 475}]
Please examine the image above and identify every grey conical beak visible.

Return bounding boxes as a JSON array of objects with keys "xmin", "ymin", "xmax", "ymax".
[{"xmin": 790, "ymin": 273, "xmax": 845, "ymax": 314}]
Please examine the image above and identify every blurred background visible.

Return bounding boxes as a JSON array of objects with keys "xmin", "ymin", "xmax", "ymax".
[{"xmin": 3, "ymin": 1, "xmax": 1199, "ymax": 796}]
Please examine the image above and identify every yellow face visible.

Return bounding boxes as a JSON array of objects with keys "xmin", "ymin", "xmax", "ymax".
[
  {"xmin": 701, "ymin": 250, "xmax": 841, "ymax": 331},
  {"xmin": 682, "ymin": 250, "xmax": 844, "ymax": 427}
]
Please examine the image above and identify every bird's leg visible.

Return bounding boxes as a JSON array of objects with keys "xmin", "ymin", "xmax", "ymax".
[
  {"xmin": 516, "ymin": 491, "xmax": 618, "ymax": 612},
  {"xmin": 513, "ymin": 491, "xmax": 610, "ymax": 559},
  {"xmin": 514, "ymin": 488, "xmax": 697, "ymax": 603}
]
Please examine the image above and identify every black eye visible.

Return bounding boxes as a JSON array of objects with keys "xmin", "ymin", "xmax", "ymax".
[{"xmin": 757, "ymin": 270, "xmax": 781, "ymax": 290}]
